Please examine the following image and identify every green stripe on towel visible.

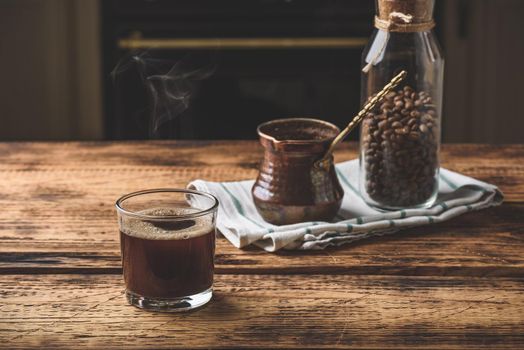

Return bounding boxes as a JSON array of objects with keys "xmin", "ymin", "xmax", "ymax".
[
  {"xmin": 219, "ymin": 183, "xmax": 266, "ymax": 229},
  {"xmin": 440, "ymin": 173, "xmax": 458, "ymax": 190},
  {"xmin": 335, "ymin": 168, "xmax": 359, "ymax": 196}
]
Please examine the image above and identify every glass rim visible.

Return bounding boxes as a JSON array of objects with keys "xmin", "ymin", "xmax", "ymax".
[{"xmin": 115, "ymin": 188, "xmax": 219, "ymax": 221}]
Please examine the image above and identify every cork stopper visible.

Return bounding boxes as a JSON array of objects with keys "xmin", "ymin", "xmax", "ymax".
[
  {"xmin": 374, "ymin": 0, "xmax": 435, "ymax": 32},
  {"xmin": 377, "ymin": 0, "xmax": 434, "ymax": 23}
]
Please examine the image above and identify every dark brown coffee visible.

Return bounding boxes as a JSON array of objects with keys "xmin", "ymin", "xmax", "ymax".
[{"xmin": 120, "ymin": 208, "xmax": 215, "ymax": 298}]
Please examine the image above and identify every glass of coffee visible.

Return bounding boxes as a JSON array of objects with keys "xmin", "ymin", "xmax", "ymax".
[{"xmin": 116, "ymin": 189, "xmax": 218, "ymax": 312}]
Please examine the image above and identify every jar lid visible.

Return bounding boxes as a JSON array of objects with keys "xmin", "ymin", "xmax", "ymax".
[{"xmin": 376, "ymin": 0, "xmax": 435, "ymax": 32}]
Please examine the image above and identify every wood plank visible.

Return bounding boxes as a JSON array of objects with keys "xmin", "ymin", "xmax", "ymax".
[
  {"xmin": 1, "ymin": 274, "xmax": 522, "ymax": 349},
  {"xmin": 0, "ymin": 142, "xmax": 522, "ymax": 276},
  {"xmin": 0, "ymin": 203, "xmax": 523, "ymax": 277},
  {"xmin": 0, "ymin": 142, "xmax": 522, "ymax": 201}
]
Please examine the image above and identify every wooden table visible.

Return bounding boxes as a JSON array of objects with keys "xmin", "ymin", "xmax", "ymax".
[{"xmin": 1, "ymin": 141, "xmax": 523, "ymax": 349}]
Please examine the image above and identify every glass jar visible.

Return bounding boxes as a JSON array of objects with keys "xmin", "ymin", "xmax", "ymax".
[{"xmin": 359, "ymin": 0, "xmax": 444, "ymax": 210}]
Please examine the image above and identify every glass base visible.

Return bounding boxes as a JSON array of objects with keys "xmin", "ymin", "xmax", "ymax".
[
  {"xmin": 361, "ymin": 187, "xmax": 439, "ymax": 212},
  {"xmin": 125, "ymin": 288, "xmax": 212, "ymax": 312},
  {"xmin": 365, "ymin": 193, "xmax": 438, "ymax": 212}
]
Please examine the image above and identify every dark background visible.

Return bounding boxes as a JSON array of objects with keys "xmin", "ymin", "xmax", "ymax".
[{"xmin": 1, "ymin": 0, "xmax": 523, "ymax": 143}]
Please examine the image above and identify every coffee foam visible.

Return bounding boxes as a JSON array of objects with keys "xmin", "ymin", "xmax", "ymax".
[{"xmin": 120, "ymin": 207, "xmax": 214, "ymax": 240}]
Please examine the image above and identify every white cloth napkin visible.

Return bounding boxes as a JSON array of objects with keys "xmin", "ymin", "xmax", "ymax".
[{"xmin": 188, "ymin": 160, "xmax": 503, "ymax": 252}]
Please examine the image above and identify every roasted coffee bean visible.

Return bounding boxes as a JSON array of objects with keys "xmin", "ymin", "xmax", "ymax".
[
  {"xmin": 361, "ymin": 86, "xmax": 439, "ymax": 207},
  {"xmin": 394, "ymin": 100, "xmax": 404, "ymax": 109},
  {"xmin": 386, "ymin": 91, "xmax": 396, "ymax": 99},
  {"xmin": 391, "ymin": 114, "xmax": 402, "ymax": 122},
  {"xmin": 408, "ymin": 131, "xmax": 421, "ymax": 141},
  {"xmin": 383, "ymin": 128, "xmax": 394, "ymax": 135},
  {"xmin": 410, "ymin": 110, "xmax": 420, "ymax": 118},
  {"xmin": 381, "ymin": 101, "xmax": 394, "ymax": 110}
]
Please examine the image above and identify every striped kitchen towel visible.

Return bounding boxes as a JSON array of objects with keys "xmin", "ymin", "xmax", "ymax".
[{"xmin": 188, "ymin": 160, "xmax": 503, "ymax": 252}]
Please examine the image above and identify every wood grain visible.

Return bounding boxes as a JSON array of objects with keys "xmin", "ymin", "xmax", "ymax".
[
  {"xmin": 0, "ymin": 142, "xmax": 522, "ymax": 276},
  {"xmin": 1, "ymin": 203, "xmax": 523, "ymax": 276},
  {"xmin": 1, "ymin": 274, "xmax": 523, "ymax": 349},
  {"xmin": 0, "ymin": 142, "xmax": 522, "ymax": 201},
  {"xmin": 1, "ymin": 141, "xmax": 523, "ymax": 349}
]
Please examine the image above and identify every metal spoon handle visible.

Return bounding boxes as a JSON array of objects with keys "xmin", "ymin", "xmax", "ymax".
[{"xmin": 316, "ymin": 70, "xmax": 407, "ymax": 169}]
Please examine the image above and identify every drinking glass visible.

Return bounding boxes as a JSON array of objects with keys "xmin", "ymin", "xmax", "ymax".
[{"xmin": 116, "ymin": 189, "xmax": 218, "ymax": 312}]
